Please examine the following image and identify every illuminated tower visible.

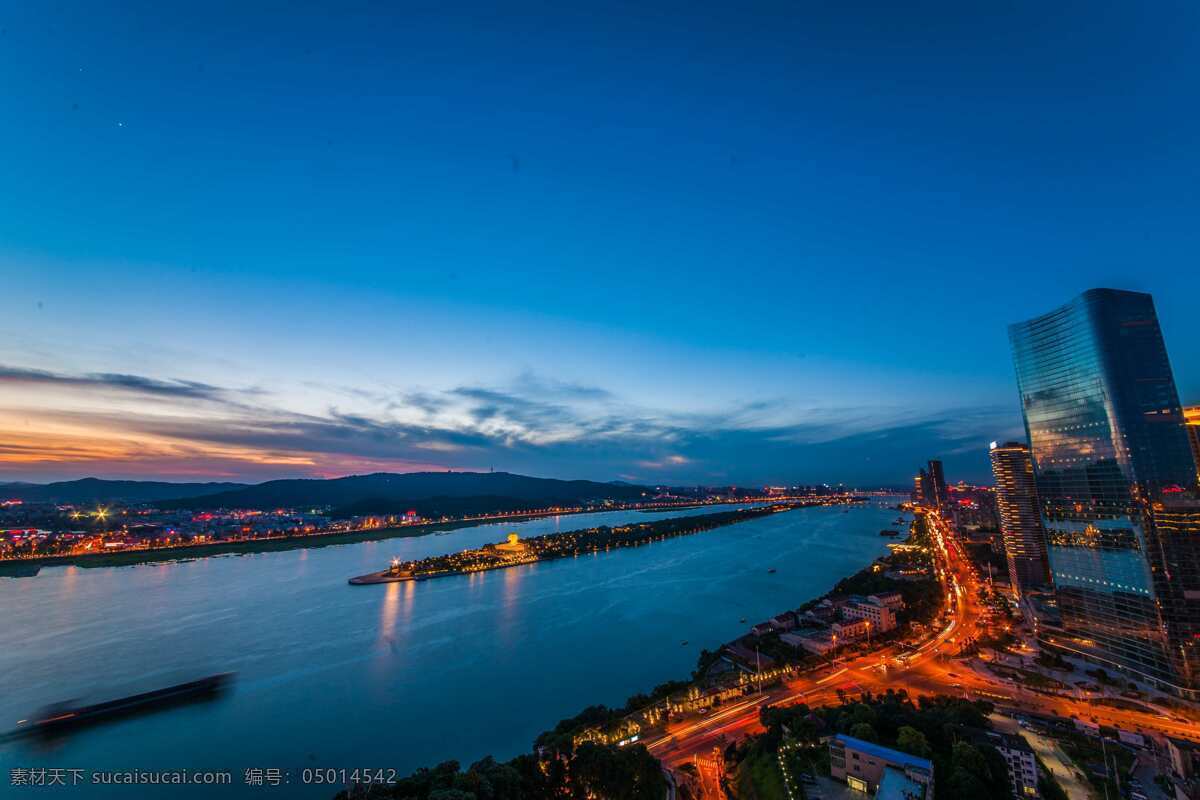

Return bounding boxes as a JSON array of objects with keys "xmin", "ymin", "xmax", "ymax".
[
  {"xmin": 913, "ymin": 469, "xmax": 929, "ymax": 506},
  {"xmin": 927, "ymin": 460, "xmax": 949, "ymax": 511},
  {"xmin": 988, "ymin": 441, "xmax": 1050, "ymax": 595},
  {"xmin": 1009, "ymin": 288, "xmax": 1199, "ymax": 697}
]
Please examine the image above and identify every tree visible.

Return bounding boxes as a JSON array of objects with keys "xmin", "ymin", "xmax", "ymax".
[
  {"xmin": 849, "ymin": 703, "xmax": 877, "ymax": 728},
  {"xmin": 429, "ymin": 791, "xmax": 473, "ymax": 800},
  {"xmin": 570, "ymin": 743, "xmax": 665, "ymax": 800},
  {"xmin": 896, "ymin": 726, "xmax": 932, "ymax": 759},
  {"xmin": 944, "ymin": 741, "xmax": 1012, "ymax": 800},
  {"xmin": 945, "ymin": 742, "xmax": 991, "ymax": 797},
  {"xmin": 849, "ymin": 722, "xmax": 877, "ymax": 743}
]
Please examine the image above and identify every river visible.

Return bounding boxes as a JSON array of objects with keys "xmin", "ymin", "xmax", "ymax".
[{"xmin": 0, "ymin": 500, "xmax": 904, "ymax": 796}]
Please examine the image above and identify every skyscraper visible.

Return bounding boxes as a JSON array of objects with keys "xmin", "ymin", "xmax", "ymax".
[
  {"xmin": 1009, "ymin": 288, "xmax": 1199, "ymax": 698},
  {"xmin": 927, "ymin": 460, "xmax": 949, "ymax": 511},
  {"xmin": 913, "ymin": 470, "xmax": 928, "ymax": 506},
  {"xmin": 989, "ymin": 441, "xmax": 1050, "ymax": 596},
  {"xmin": 1185, "ymin": 405, "xmax": 1200, "ymax": 483}
]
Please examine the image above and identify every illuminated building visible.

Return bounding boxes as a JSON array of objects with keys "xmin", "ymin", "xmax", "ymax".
[
  {"xmin": 912, "ymin": 471, "xmax": 928, "ymax": 505},
  {"xmin": 1147, "ymin": 508, "xmax": 1200, "ymax": 693},
  {"xmin": 926, "ymin": 459, "xmax": 949, "ymax": 511},
  {"xmin": 492, "ymin": 532, "xmax": 529, "ymax": 556},
  {"xmin": 840, "ymin": 595, "xmax": 898, "ymax": 633},
  {"xmin": 1186, "ymin": 405, "xmax": 1200, "ymax": 483},
  {"xmin": 829, "ymin": 735, "xmax": 932, "ymax": 797},
  {"xmin": 1009, "ymin": 288, "xmax": 1199, "ymax": 697},
  {"xmin": 913, "ymin": 465, "xmax": 943, "ymax": 510},
  {"xmin": 988, "ymin": 441, "xmax": 1050, "ymax": 595}
]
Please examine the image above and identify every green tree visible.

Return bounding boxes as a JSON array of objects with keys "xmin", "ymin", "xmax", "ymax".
[
  {"xmin": 570, "ymin": 743, "xmax": 665, "ymax": 800},
  {"xmin": 896, "ymin": 726, "xmax": 932, "ymax": 759},
  {"xmin": 429, "ymin": 791, "xmax": 474, "ymax": 800},
  {"xmin": 848, "ymin": 722, "xmax": 877, "ymax": 743},
  {"xmin": 945, "ymin": 742, "xmax": 990, "ymax": 797},
  {"xmin": 849, "ymin": 703, "xmax": 877, "ymax": 727}
]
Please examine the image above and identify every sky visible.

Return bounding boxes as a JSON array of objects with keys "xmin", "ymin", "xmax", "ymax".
[{"xmin": 1, "ymin": 1, "xmax": 1199, "ymax": 487}]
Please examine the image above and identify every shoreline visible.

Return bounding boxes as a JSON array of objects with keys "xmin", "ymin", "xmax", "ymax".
[{"xmin": 0, "ymin": 500, "xmax": 787, "ymax": 576}]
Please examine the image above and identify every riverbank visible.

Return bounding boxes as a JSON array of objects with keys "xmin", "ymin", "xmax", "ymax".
[
  {"xmin": 0, "ymin": 501, "xmax": 771, "ymax": 576},
  {"xmin": 0, "ymin": 500, "xmax": 902, "ymax": 798},
  {"xmin": 325, "ymin": 505, "xmax": 925, "ymax": 799}
]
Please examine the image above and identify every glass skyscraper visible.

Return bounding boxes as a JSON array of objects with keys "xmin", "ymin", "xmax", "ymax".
[{"xmin": 1009, "ymin": 288, "xmax": 1199, "ymax": 697}]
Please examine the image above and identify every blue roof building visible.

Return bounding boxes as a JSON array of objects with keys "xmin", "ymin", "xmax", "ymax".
[{"xmin": 830, "ymin": 734, "xmax": 933, "ymax": 798}]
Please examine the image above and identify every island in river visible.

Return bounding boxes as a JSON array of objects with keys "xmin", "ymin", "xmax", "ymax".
[{"xmin": 349, "ymin": 498, "xmax": 860, "ymax": 585}]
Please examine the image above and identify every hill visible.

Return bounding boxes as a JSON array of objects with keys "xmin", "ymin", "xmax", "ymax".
[
  {"xmin": 0, "ymin": 478, "xmax": 250, "ymax": 504},
  {"xmin": 157, "ymin": 471, "xmax": 650, "ymax": 515}
]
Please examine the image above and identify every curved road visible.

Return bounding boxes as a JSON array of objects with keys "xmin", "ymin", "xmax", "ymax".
[{"xmin": 646, "ymin": 510, "xmax": 1200, "ymax": 773}]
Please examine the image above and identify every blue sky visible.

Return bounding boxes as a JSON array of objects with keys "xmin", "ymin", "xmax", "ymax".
[{"xmin": 1, "ymin": 1, "xmax": 1198, "ymax": 485}]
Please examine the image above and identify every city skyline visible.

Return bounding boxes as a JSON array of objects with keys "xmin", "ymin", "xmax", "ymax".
[
  {"xmin": 7, "ymin": 5, "xmax": 1200, "ymax": 799},
  {"xmin": 4, "ymin": 3, "xmax": 1200, "ymax": 485}
]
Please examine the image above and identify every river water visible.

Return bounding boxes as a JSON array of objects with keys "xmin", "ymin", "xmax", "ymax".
[{"xmin": 0, "ymin": 501, "xmax": 903, "ymax": 796}]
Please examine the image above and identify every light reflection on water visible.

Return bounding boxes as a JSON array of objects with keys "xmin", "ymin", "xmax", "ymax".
[{"xmin": 0, "ymin": 501, "xmax": 901, "ymax": 797}]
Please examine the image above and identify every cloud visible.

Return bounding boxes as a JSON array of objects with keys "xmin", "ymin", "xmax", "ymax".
[
  {"xmin": 0, "ymin": 364, "xmax": 1019, "ymax": 484},
  {"xmin": 0, "ymin": 366, "xmax": 232, "ymax": 401}
]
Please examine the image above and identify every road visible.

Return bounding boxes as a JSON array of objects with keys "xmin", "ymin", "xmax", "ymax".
[{"xmin": 646, "ymin": 509, "xmax": 1200, "ymax": 775}]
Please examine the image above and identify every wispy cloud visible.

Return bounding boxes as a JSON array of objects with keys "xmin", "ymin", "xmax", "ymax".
[
  {"xmin": 0, "ymin": 366, "xmax": 233, "ymax": 401},
  {"xmin": 0, "ymin": 364, "xmax": 1018, "ymax": 484}
]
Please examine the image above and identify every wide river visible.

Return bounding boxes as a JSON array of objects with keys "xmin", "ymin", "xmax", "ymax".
[{"xmin": 0, "ymin": 500, "xmax": 903, "ymax": 796}]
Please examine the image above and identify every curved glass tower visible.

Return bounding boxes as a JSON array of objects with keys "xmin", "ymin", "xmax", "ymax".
[{"xmin": 1009, "ymin": 288, "xmax": 1199, "ymax": 696}]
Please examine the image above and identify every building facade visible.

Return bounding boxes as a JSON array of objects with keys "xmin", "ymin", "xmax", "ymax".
[
  {"xmin": 989, "ymin": 441, "xmax": 1051, "ymax": 596},
  {"xmin": 1186, "ymin": 405, "xmax": 1200, "ymax": 483},
  {"xmin": 829, "ymin": 734, "xmax": 933, "ymax": 798},
  {"xmin": 842, "ymin": 595, "xmax": 899, "ymax": 633},
  {"xmin": 927, "ymin": 460, "xmax": 949, "ymax": 511},
  {"xmin": 1009, "ymin": 288, "xmax": 1199, "ymax": 697},
  {"xmin": 914, "ymin": 468, "xmax": 931, "ymax": 506}
]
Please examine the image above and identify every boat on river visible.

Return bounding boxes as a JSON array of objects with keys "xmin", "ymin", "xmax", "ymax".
[{"xmin": 11, "ymin": 673, "xmax": 233, "ymax": 738}]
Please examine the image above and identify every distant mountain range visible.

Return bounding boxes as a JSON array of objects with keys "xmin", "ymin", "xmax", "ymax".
[
  {"xmin": 0, "ymin": 478, "xmax": 249, "ymax": 504},
  {"xmin": 0, "ymin": 472, "xmax": 652, "ymax": 517},
  {"xmin": 159, "ymin": 472, "xmax": 650, "ymax": 516}
]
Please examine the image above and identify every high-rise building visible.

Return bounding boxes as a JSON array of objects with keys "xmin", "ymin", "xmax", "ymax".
[
  {"xmin": 989, "ymin": 441, "xmax": 1050, "ymax": 596},
  {"xmin": 1009, "ymin": 288, "xmax": 1199, "ymax": 698},
  {"xmin": 913, "ymin": 468, "xmax": 933, "ymax": 507},
  {"xmin": 1186, "ymin": 405, "xmax": 1200, "ymax": 483},
  {"xmin": 1147, "ymin": 507, "xmax": 1200, "ymax": 692},
  {"xmin": 927, "ymin": 459, "xmax": 949, "ymax": 510}
]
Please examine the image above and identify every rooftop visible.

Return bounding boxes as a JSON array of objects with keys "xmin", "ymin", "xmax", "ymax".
[
  {"xmin": 972, "ymin": 729, "xmax": 1034, "ymax": 754},
  {"xmin": 832, "ymin": 735, "xmax": 933, "ymax": 773}
]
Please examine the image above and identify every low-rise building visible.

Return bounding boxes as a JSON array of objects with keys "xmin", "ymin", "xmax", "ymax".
[
  {"xmin": 832, "ymin": 618, "xmax": 870, "ymax": 640},
  {"xmin": 830, "ymin": 734, "xmax": 933, "ymax": 798},
  {"xmin": 750, "ymin": 621, "xmax": 774, "ymax": 637},
  {"xmin": 842, "ymin": 596, "xmax": 899, "ymax": 633},
  {"xmin": 769, "ymin": 611, "xmax": 798, "ymax": 631},
  {"xmin": 780, "ymin": 629, "xmax": 837, "ymax": 655},
  {"xmin": 971, "ymin": 730, "xmax": 1039, "ymax": 799},
  {"xmin": 871, "ymin": 591, "xmax": 905, "ymax": 611}
]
